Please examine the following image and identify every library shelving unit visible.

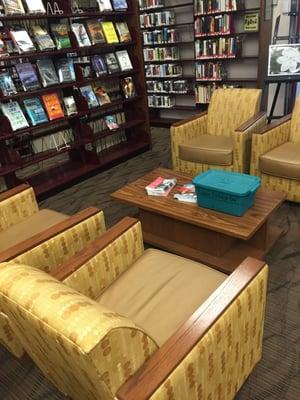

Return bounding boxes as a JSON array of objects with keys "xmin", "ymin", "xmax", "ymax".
[
  {"xmin": 194, "ymin": 0, "xmax": 272, "ymax": 105},
  {"xmin": 139, "ymin": 0, "xmax": 198, "ymax": 127},
  {"xmin": 0, "ymin": 0, "xmax": 150, "ymax": 197}
]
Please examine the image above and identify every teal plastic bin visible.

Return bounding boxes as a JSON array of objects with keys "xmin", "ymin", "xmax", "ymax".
[{"xmin": 192, "ymin": 170, "xmax": 261, "ymax": 217}]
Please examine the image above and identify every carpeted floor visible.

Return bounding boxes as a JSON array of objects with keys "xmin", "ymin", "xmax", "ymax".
[{"xmin": 0, "ymin": 127, "xmax": 299, "ymax": 399}]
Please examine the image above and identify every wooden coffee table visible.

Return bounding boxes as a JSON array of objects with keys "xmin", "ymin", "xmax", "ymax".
[{"xmin": 111, "ymin": 168, "xmax": 286, "ymax": 274}]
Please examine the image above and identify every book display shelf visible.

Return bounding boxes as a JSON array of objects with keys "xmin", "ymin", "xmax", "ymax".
[
  {"xmin": 0, "ymin": 0, "xmax": 150, "ymax": 197},
  {"xmin": 194, "ymin": 0, "xmax": 268, "ymax": 104},
  {"xmin": 139, "ymin": 0, "xmax": 197, "ymax": 127}
]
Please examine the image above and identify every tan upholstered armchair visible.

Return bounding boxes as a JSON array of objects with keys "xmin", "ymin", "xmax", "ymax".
[
  {"xmin": 251, "ymin": 97, "xmax": 300, "ymax": 202},
  {"xmin": 0, "ymin": 199, "xmax": 106, "ymax": 358},
  {"xmin": 0, "ymin": 217, "xmax": 268, "ymax": 400},
  {"xmin": 171, "ymin": 88, "xmax": 267, "ymax": 175}
]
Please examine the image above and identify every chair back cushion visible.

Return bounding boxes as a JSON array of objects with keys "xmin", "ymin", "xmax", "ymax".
[
  {"xmin": 207, "ymin": 88, "xmax": 262, "ymax": 137},
  {"xmin": 290, "ymin": 96, "xmax": 300, "ymax": 143},
  {"xmin": 0, "ymin": 263, "xmax": 158, "ymax": 400}
]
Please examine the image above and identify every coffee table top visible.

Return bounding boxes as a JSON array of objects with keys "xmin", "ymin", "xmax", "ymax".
[{"xmin": 111, "ymin": 168, "xmax": 286, "ymax": 240}]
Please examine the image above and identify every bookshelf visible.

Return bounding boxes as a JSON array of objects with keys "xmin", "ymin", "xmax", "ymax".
[
  {"xmin": 0, "ymin": 0, "xmax": 150, "ymax": 197},
  {"xmin": 139, "ymin": 0, "xmax": 197, "ymax": 126},
  {"xmin": 194, "ymin": 0, "xmax": 271, "ymax": 105}
]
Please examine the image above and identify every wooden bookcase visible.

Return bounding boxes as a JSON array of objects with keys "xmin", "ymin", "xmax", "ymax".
[{"xmin": 0, "ymin": 0, "xmax": 150, "ymax": 198}]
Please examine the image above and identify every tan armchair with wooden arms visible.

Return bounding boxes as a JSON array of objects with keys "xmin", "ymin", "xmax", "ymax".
[{"xmin": 0, "ymin": 217, "xmax": 268, "ymax": 400}]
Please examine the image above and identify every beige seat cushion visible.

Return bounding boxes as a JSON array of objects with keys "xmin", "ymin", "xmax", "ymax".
[
  {"xmin": 179, "ymin": 135, "xmax": 234, "ymax": 166},
  {"xmin": 98, "ymin": 249, "xmax": 227, "ymax": 346},
  {"xmin": 260, "ymin": 142, "xmax": 300, "ymax": 181},
  {"xmin": 0, "ymin": 209, "xmax": 68, "ymax": 252}
]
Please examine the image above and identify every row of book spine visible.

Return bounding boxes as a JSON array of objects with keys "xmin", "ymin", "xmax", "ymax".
[
  {"xmin": 195, "ymin": 0, "xmax": 244, "ymax": 15},
  {"xmin": 196, "ymin": 62, "xmax": 225, "ymax": 80},
  {"xmin": 148, "ymin": 95, "xmax": 175, "ymax": 108},
  {"xmin": 143, "ymin": 47, "xmax": 179, "ymax": 61},
  {"xmin": 195, "ymin": 83, "xmax": 217, "ymax": 103},
  {"xmin": 195, "ymin": 37, "xmax": 239, "ymax": 59},
  {"xmin": 195, "ymin": 14, "xmax": 233, "ymax": 36},
  {"xmin": 140, "ymin": 11, "xmax": 175, "ymax": 28},
  {"xmin": 146, "ymin": 79, "xmax": 189, "ymax": 93},
  {"xmin": 145, "ymin": 63, "xmax": 182, "ymax": 77},
  {"xmin": 138, "ymin": 0, "xmax": 163, "ymax": 10},
  {"xmin": 142, "ymin": 28, "xmax": 177, "ymax": 44}
]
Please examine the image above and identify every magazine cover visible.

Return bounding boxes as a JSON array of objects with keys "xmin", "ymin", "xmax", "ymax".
[
  {"xmin": 10, "ymin": 28, "xmax": 36, "ymax": 53},
  {"xmin": 115, "ymin": 22, "xmax": 131, "ymax": 42},
  {"xmin": 91, "ymin": 55, "xmax": 107, "ymax": 76},
  {"xmin": 80, "ymin": 85, "xmax": 99, "ymax": 108},
  {"xmin": 42, "ymin": 93, "xmax": 65, "ymax": 120},
  {"xmin": 24, "ymin": 0, "xmax": 46, "ymax": 14},
  {"xmin": 55, "ymin": 58, "xmax": 76, "ymax": 83},
  {"xmin": 37, "ymin": 58, "xmax": 59, "ymax": 87},
  {"xmin": 112, "ymin": 0, "xmax": 128, "ymax": 10},
  {"xmin": 0, "ymin": 72, "xmax": 17, "ymax": 95},
  {"xmin": 116, "ymin": 50, "xmax": 133, "ymax": 71},
  {"xmin": 2, "ymin": 0, "xmax": 25, "ymax": 15},
  {"xmin": 101, "ymin": 21, "xmax": 119, "ymax": 43},
  {"xmin": 86, "ymin": 20, "xmax": 105, "ymax": 44},
  {"xmin": 15, "ymin": 62, "xmax": 41, "ymax": 91},
  {"xmin": 97, "ymin": 0, "xmax": 112, "ymax": 11},
  {"xmin": 31, "ymin": 25, "xmax": 55, "ymax": 51},
  {"xmin": 63, "ymin": 96, "xmax": 77, "ymax": 116},
  {"xmin": 94, "ymin": 85, "xmax": 111, "ymax": 105},
  {"xmin": 268, "ymin": 44, "xmax": 300, "ymax": 76},
  {"xmin": 51, "ymin": 23, "xmax": 71, "ymax": 49},
  {"xmin": 120, "ymin": 76, "xmax": 136, "ymax": 98},
  {"xmin": 1, "ymin": 101, "xmax": 29, "ymax": 131},
  {"xmin": 105, "ymin": 115, "xmax": 119, "ymax": 130},
  {"xmin": 23, "ymin": 97, "xmax": 48, "ymax": 125},
  {"xmin": 104, "ymin": 52, "xmax": 120, "ymax": 73},
  {"xmin": 72, "ymin": 23, "xmax": 91, "ymax": 47}
]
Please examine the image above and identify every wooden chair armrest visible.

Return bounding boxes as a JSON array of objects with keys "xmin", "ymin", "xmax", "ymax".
[
  {"xmin": 51, "ymin": 216, "xmax": 139, "ymax": 281},
  {"xmin": 258, "ymin": 114, "xmax": 292, "ymax": 134},
  {"xmin": 235, "ymin": 112, "xmax": 267, "ymax": 132},
  {"xmin": 117, "ymin": 257, "xmax": 266, "ymax": 400},
  {"xmin": 0, "ymin": 184, "xmax": 31, "ymax": 202},
  {"xmin": 0, "ymin": 207, "xmax": 100, "ymax": 263},
  {"xmin": 171, "ymin": 111, "xmax": 208, "ymax": 128}
]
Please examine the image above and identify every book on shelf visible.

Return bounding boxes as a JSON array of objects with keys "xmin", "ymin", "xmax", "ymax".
[
  {"xmin": 115, "ymin": 21, "xmax": 131, "ymax": 42},
  {"xmin": 0, "ymin": 37, "xmax": 9, "ymax": 58},
  {"xmin": 148, "ymin": 94, "xmax": 175, "ymax": 108},
  {"xmin": 97, "ymin": 0, "xmax": 112, "ymax": 12},
  {"xmin": 120, "ymin": 76, "xmax": 136, "ymax": 98},
  {"xmin": 15, "ymin": 62, "xmax": 41, "ymax": 91},
  {"xmin": 94, "ymin": 84, "xmax": 111, "ymax": 105},
  {"xmin": 23, "ymin": 97, "xmax": 48, "ymax": 126},
  {"xmin": 140, "ymin": 11, "xmax": 175, "ymax": 28},
  {"xmin": 50, "ymin": 23, "xmax": 71, "ymax": 49},
  {"xmin": 144, "ymin": 47, "xmax": 179, "ymax": 62},
  {"xmin": 195, "ymin": 14, "xmax": 233, "ymax": 36},
  {"xmin": 23, "ymin": 0, "xmax": 46, "ymax": 14},
  {"xmin": 115, "ymin": 50, "xmax": 133, "ymax": 71},
  {"xmin": 80, "ymin": 85, "xmax": 99, "ymax": 108},
  {"xmin": 86, "ymin": 20, "xmax": 106, "ymax": 45},
  {"xmin": 196, "ymin": 61, "xmax": 224, "ymax": 80},
  {"xmin": 31, "ymin": 26, "xmax": 56, "ymax": 51},
  {"xmin": 37, "ymin": 59, "xmax": 59, "ymax": 87},
  {"xmin": 145, "ymin": 177, "xmax": 177, "ymax": 196},
  {"xmin": 0, "ymin": 101, "xmax": 29, "ymax": 131},
  {"xmin": 195, "ymin": 37, "xmax": 238, "ymax": 59},
  {"xmin": 42, "ymin": 93, "xmax": 65, "ymax": 120},
  {"xmin": 63, "ymin": 96, "xmax": 77, "ymax": 116},
  {"xmin": 195, "ymin": 0, "xmax": 244, "ymax": 15},
  {"xmin": 143, "ymin": 28, "xmax": 177, "ymax": 45},
  {"xmin": 0, "ymin": 72, "xmax": 17, "ymax": 95},
  {"xmin": 112, "ymin": 0, "xmax": 128, "ymax": 10},
  {"xmin": 10, "ymin": 27, "xmax": 36, "ymax": 53},
  {"xmin": 91, "ymin": 54, "xmax": 108, "ymax": 76},
  {"xmin": 71, "ymin": 22, "xmax": 92, "ymax": 47},
  {"xmin": 55, "ymin": 58, "xmax": 76, "ymax": 83},
  {"xmin": 101, "ymin": 21, "xmax": 119, "ymax": 44},
  {"xmin": 2, "ymin": 0, "xmax": 25, "ymax": 15},
  {"xmin": 105, "ymin": 115, "xmax": 119, "ymax": 130},
  {"xmin": 104, "ymin": 52, "xmax": 120, "ymax": 73}
]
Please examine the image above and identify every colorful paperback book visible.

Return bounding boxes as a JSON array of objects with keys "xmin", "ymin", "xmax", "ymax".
[
  {"xmin": 0, "ymin": 72, "xmax": 17, "ymax": 95},
  {"xmin": 31, "ymin": 25, "xmax": 55, "ymax": 51},
  {"xmin": 23, "ymin": 97, "xmax": 48, "ymax": 126},
  {"xmin": 80, "ymin": 85, "xmax": 99, "ymax": 108},
  {"xmin": 104, "ymin": 52, "xmax": 120, "ymax": 74},
  {"xmin": 37, "ymin": 59, "xmax": 59, "ymax": 87},
  {"xmin": 145, "ymin": 177, "xmax": 177, "ymax": 197},
  {"xmin": 71, "ymin": 23, "xmax": 91, "ymax": 47},
  {"xmin": 116, "ymin": 50, "xmax": 133, "ymax": 71},
  {"xmin": 23, "ymin": 0, "xmax": 46, "ymax": 14},
  {"xmin": 91, "ymin": 55, "xmax": 107, "ymax": 76},
  {"xmin": 2, "ymin": 0, "xmax": 25, "ymax": 15},
  {"xmin": 1, "ymin": 101, "xmax": 29, "ymax": 131},
  {"xmin": 97, "ymin": 0, "xmax": 112, "ymax": 12},
  {"xmin": 15, "ymin": 62, "xmax": 41, "ymax": 91},
  {"xmin": 55, "ymin": 58, "xmax": 76, "ymax": 83},
  {"xmin": 86, "ymin": 20, "xmax": 105, "ymax": 45},
  {"xmin": 101, "ymin": 22, "xmax": 119, "ymax": 44},
  {"xmin": 94, "ymin": 84, "xmax": 111, "ymax": 105},
  {"xmin": 105, "ymin": 115, "xmax": 119, "ymax": 130},
  {"xmin": 42, "ymin": 93, "xmax": 64, "ymax": 120},
  {"xmin": 112, "ymin": 0, "xmax": 127, "ymax": 10},
  {"xmin": 10, "ymin": 28, "xmax": 36, "ymax": 53},
  {"xmin": 120, "ymin": 76, "xmax": 136, "ymax": 98},
  {"xmin": 50, "ymin": 23, "xmax": 71, "ymax": 49},
  {"xmin": 115, "ymin": 22, "xmax": 131, "ymax": 42},
  {"xmin": 63, "ymin": 96, "xmax": 77, "ymax": 116}
]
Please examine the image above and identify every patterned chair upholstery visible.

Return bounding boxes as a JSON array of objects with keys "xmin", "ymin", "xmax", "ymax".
[
  {"xmin": 171, "ymin": 88, "xmax": 267, "ymax": 175},
  {"xmin": 0, "ymin": 198, "xmax": 106, "ymax": 358},
  {"xmin": 0, "ymin": 217, "xmax": 269, "ymax": 400},
  {"xmin": 251, "ymin": 97, "xmax": 300, "ymax": 202}
]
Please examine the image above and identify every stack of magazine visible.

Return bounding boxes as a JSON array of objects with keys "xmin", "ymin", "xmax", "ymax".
[{"xmin": 145, "ymin": 177, "xmax": 177, "ymax": 196}]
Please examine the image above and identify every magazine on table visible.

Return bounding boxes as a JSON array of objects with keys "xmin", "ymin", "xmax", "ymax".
[{"xmin": 145, "ymin": 177, "xmax": 177, "ymax": 196}]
